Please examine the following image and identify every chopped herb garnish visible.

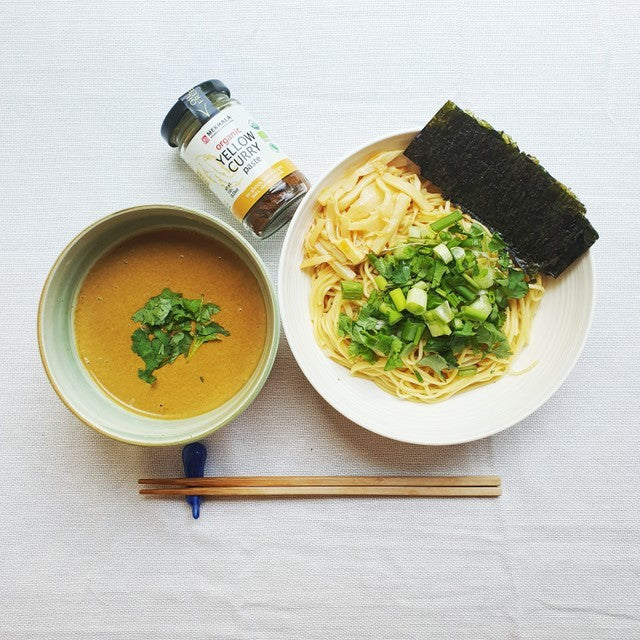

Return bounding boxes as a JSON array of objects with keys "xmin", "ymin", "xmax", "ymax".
[
  {"xmin": 340, "ymin": 280, "xmax": 364, "ymax": 300},
  {"xmin": 417, "ymin": 353, "xmax": 449, "ymax": 379},
  {"xmin": 337, "ymin": 218, "xmax": 532, "ymax": 374},
  {"xmin": 131, "ymin": 288, "xmax": 229, "ymax": 384}
]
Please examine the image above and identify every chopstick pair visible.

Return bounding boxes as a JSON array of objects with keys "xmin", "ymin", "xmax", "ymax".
[{"xmin": 139, "ymin": 475, "xmax": 502, "ymax": 498}]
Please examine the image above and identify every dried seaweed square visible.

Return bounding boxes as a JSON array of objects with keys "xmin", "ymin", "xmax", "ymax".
[{"xmin": 405, "ymin": 102, "xmax": 598, "ymax": 277}]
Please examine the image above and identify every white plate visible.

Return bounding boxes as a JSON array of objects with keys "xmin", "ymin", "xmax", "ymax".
[{"xmin": 278, "ymin": 131, "xmax": 595, "ymax": 445}]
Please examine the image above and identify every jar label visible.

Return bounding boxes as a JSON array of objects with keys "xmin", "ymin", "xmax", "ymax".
[{"xmin": 181, "ymin": 104, "xmax": 297, "ymax": 221}]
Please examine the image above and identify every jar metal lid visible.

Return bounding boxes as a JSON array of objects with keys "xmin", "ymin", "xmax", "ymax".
[{"xmin": 161, "ymin": 79, "xmax": 231, "ymax": 147}]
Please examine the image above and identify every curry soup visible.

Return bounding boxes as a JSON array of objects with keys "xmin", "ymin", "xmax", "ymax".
[{"xmin": 74, "ymin": 229, "xmax": 267, "ymax": 419}]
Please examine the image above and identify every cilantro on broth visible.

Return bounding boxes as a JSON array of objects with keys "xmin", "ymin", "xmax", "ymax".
[{"xmin": 130, "ymin": 288, "xmax": 229, "ymax": 384}]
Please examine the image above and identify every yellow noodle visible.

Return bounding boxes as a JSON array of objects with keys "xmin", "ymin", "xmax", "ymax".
[{"xmin": 302, "ymin": 151, "xmax": 544, "ymax": 402}]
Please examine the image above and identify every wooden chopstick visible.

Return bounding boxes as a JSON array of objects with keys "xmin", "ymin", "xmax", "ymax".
[
  {"xmin": 138, "ymin": 476, "xmax": 501, "ymax": 498},
  {"xmin": 139, "ymin": 475, "xmax": 501, "ymax": 488},
  {"xmin": 140, "ymin": 485, "xmax": 500, "ymax": 497}
]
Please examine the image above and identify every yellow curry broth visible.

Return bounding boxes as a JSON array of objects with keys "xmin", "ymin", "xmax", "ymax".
[{"xmin": 74, "ymin": 229, "xmax": 267, "ymax": 418}]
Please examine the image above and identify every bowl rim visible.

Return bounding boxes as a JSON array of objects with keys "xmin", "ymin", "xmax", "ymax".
[
  {"xmin": 278, "ymin": 129, "xmax": 596, "ymax": 445},
  {"xmin": 38, "ymin": 203, "xmax": 280, "ymax": 446}
]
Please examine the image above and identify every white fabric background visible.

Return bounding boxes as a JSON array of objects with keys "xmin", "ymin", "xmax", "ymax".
[{"xmin": 1, "ymin": 1, "xmax": 639, "ymax": 638}]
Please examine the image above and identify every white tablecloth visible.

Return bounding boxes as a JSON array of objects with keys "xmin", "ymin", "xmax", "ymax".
[{"xmin": 1, "ymin": 1, "xmax": 639, "ymax": 638}]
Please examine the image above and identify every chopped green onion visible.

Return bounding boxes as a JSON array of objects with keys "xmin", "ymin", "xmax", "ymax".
[
  {"xmin": 474, "ymin": 267, "xmax": 494, "ymax": 289},
  {"xmin": 401, "ymin": 320, "xmax": 419, "ymax": 342},
  {"xmin": 374, "ymin": 275, "xmax": 388, "ymax": 290},
  {"xmin": 406, "ymin": 287, "xmax": 428, "ymax": 315},
  {"xmin": 340, "ymin": 281, "xmax": 363, "ymax": 300},
  {"xmin": 430, "ymin": 210, "xmax": 463, "ymax": 232},
  {"xmin": 379, "ymin": 303, "xmax": 403, "ymax": 325},
  {"xmin": 431, "ymin": 261, "xmax": 447, "ymax": 287},
  {"xmin": 423, "ymin": 226, "xmax": 437, "ymax": 239},
  {"xmin": 462, "ymin": 273, "xmax": 480, "ymax": 290},
  {"xmin": 399, "ymin": 341, "xmax": 414, "ymax": 357},
  {"xmin": 433, "ymin": 243, "xmax": 453, "ymax": 264},
  {"xmin": 455, "ymin": 285, "xmax": 476, "ymax": 302},
  {"xmin": 461, "ymin": 295, "xmax": 492, "ymax": 322},
  {"xmin": 425, "ymin": 318, "xmax": 452, "ymax": 337},
  {"xmin": 433, "ymin": 300, "xmax": 454, "ymax": 323},
  {"xmin": 445, "ymin": 291, "xmax": 461, "ymax": 307},
  {"xmin": 343, "ymin": 219, "xmax": 526, "ymax": 372},
  {"xmin": 393, "ymin": 244, "xmax": 416, "ymax": 260},
  {"xmin": 413, "ymin": 369, "xmax": 424, "ymax": 383},
  {"xmin": 389, "ymin": 288, "xmax": 407, "ymax": 312}
]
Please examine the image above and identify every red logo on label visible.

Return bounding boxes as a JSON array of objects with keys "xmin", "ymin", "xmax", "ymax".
[{"xmin": 201, "ymin": 134, "xmax": 210, "ymax": 144}]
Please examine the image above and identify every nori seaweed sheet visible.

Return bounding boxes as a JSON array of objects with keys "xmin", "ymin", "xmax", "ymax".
[{"xmin": 404, "ymin": 101, "xmax": 598, "ymax": 277}]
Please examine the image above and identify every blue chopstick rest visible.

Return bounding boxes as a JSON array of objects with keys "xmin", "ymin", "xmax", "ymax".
[{"xmin": 182, "ymin": 442, "xmax": 207, "ymax": 519}]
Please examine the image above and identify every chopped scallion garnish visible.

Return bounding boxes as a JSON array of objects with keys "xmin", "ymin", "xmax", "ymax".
[
  {"xmin": 406, "ymin": 287, "xmax": 428, "ymax": 315},
  {"xmin": 379, "ymin": 303, "xmax": 403, "ymax": 325},
  {"xmin": 461, "ymin": 295, "xmax": 492, "ymax": 322},
  {"xmin": 374, "ymin": 275, "xmax": 388, "ymax": 290},
  {"xmin": 462, "ymin": 273, "xmax": 480, "ymax": 290},
  {"xmin": 430, "ymin": 210, "xmax": 463, "ymax": 232},
  {"xmin": 341, "ymin": 281, "xmax": 364, "ymax": 300},
  {"xmin": 337, "ymin": 211, "xmax": 528, "ymax": 376},
  {"xmin": 433, "ymin": 301, "xmax": 455, "ymax": 323},
  {"xmin": 433, "ymin": 243, "xmax": 454, "ymax": 264},
  {"xmin": 455, "ymin": 285, "xmax": 476, "ymax": 302},
  {"xmin": 389, "ymin": 288, "xmax": 407, "ymax": 312}
]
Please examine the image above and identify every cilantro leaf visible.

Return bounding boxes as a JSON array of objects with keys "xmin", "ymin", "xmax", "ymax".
[
  {"xmin": 496, "ymin": 269, "xmax": 529, "ymax": 299},
  {"xmin": 130, "ymin": 289, "xmax": 229, "ymax": 384},
  {"xmin": 387, "ymin": 261, "xmax": 412, "ymax": 285},
  {"xmin": 417, "ymin": 353, "xmax": 450, "ymax": 379},
  {"xmin": 410, "ymin": 254, "xmax": 434, "ymax": 280},
  {"xmin": 475, "ymin": 322, "xmax": 512, "ymax": 358},
  {"xmin": 348, "ymin": 341, "xmax": 377, "ymax": 363},
  {"xmin": 354, "ymin": 316, "xmax": 379, "ymax": 332},
  {"xmin": 383, "ymin": 337, "xmax": 404, "ymax": 371},
  {"xmin": 338, "ymin": 313, "xmax": 353, "ymax": 336},
  {"xmin": 367, "ymin": 253, "xmax": 391, "ymax": 279},
  {"xmin": 384, "ymin": 351, "xmax": 404, "ymax": 371}
]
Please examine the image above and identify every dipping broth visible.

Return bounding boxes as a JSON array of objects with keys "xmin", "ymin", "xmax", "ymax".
[{"xmin": 74, "ymin": 229, "xmax": 267, "ymax": 419}]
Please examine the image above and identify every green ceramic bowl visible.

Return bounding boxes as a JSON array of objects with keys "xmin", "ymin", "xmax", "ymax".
[{"xmin": 38, "ymin": 204, "xmax": 279, "ymax": 446}]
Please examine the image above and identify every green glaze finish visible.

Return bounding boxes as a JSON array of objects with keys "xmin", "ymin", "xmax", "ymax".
[{"xmin": 38, "ymin": 205, "xmax": 279, "ymax": 446}]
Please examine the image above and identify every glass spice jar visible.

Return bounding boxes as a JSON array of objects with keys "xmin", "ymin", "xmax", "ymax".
[{"xmin": 161, "ymin": 80, "xmax": 309, "ymax": 238}]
